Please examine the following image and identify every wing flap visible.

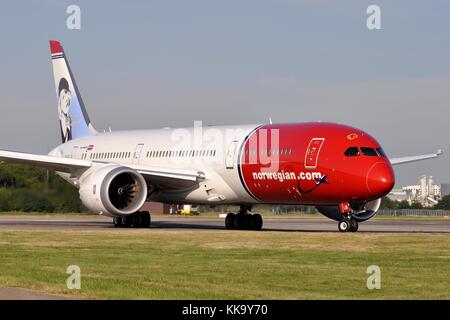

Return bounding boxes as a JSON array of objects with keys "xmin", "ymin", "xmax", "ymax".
[{"xmin": 127, "ymin": 164, "xmax": 205, "ymax": 190}]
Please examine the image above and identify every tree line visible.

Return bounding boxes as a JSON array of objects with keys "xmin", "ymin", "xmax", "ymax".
[
  {"xmin": 2, "ymin": 162, "xmax": 450, "ymax": 213},
  {"xmin": 380, "ymin": 196, "xmax": 450, "ymax": 210},
  {"xmin": 0, "ymin": 163, "xmax": 83, "ymax": 212}
]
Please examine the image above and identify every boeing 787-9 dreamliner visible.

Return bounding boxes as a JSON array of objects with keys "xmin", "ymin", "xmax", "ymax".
[{"xmin": 0, "ymin": 41, "xmax": 442, "ymax": 232}]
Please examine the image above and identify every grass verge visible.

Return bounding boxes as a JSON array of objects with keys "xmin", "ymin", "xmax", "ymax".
[{"xmin": 0, "ymin": 229, "xmax": 449, "ymax": 299}]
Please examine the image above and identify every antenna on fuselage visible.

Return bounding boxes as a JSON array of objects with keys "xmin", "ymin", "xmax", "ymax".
[{"xmin": 269, "ymin": 117, "xmax": 273, "ymax": 125}]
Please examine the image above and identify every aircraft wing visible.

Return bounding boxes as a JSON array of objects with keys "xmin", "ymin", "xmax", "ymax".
[
  {"xmin": 0, "ymin": 150, "xmax": 91, "ymax": 173},
  {"xmin": 127, "ymin": 164, "xmax": 205, "ymax": 190},
  {"xmin": 389, "ymin": 149, "xmax": 443, "ymax": 166},
  {"xmin": 0, "ymin": 150, "xmax": 205, "ymax": 189}
]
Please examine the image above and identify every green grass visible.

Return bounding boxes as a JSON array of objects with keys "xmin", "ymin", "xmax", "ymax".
[{"xmin": 0, "ymin": 229, "xmax": 449, "ymax": 299}]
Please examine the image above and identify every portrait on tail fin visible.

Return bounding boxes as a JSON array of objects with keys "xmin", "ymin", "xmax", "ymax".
[{"xmin": 58, "ymin": 77, "xmax": 72, "ymax": 142}]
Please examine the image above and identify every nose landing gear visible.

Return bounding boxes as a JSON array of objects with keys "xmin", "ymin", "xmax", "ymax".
[
  {"xmin": 338, "ymin": 218, "xmax": 359, "ymax": 232},
  {"xmin": 337, "ymin": 202, "xmax": 360, "ymax": 232}
]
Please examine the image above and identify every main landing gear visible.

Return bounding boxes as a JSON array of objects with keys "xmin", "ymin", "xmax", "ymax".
[
  {"xmin": 113, "ymin": 210, "xmax": 151, "ymax": 228},
  {"xmin": 225, "ymin": 205, "xmax": 263, "ymax": 231}
]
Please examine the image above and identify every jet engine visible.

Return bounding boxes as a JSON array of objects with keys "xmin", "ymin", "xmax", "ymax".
[
  {"xmin": 78, "ymin": 164, "xmax": 148, "ymax": 217},
  {"xmin": 316, "ymin": 198, "xmax": 381, "ymax": 222}
]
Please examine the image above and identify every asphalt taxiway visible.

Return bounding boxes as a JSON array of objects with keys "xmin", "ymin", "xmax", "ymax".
[{"xmin": 0, "ymin": 215, "xmax": 448, "ymax": 233}]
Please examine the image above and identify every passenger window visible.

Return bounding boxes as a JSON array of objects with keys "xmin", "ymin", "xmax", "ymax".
[
  {"xmin": 360, "ymin": 147, "xmax": 378, "ymax": 157},
  {"xmin": 344, "ymin": 147, "xmax": 360, "ymax": 157}
]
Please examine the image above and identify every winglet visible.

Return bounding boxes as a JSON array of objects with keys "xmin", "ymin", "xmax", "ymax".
[{"xmin": 49, "ymin": 40, "xmax": 63, "ymax": 55}]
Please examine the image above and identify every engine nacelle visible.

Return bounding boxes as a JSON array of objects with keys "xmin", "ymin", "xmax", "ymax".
[
  {"xmin": 316, "ymin": 198, "xmax": 381, "ymax": 222},
  {"xmin": 351, "ymin": 198, "xmax": 381, "ymax": 221},
  {"xmin": 79, "ymin": 164, "xmax": 148, "ymax": 217}
]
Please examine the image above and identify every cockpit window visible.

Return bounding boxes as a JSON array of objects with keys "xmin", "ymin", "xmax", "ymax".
[
  {"xmin": 376, "ymin": 147, "xmax": 386, "ymax": 157},
  {"xmin": 344, "ymin": 147, "xmax": 360, "ymax": 157},
  {"xmin": 360, "ymin": 147, "xmax": 378, "ymax": 156}
]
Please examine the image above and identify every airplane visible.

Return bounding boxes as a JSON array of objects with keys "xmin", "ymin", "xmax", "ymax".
[{"xmin": 0, "ymin": 40, "xmax": 443, "ymax": 232}]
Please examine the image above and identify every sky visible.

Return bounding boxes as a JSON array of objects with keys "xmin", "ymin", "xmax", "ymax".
[{"xmin": 0, "ymin": 0, "xmax": 449, "ymax": 186}]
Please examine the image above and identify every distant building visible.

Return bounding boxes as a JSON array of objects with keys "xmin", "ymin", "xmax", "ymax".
[
  {"xmin": 440, "ymin": 183, "xmax": 450, "ymax": 197},
  {"xmin": 140, "ymin": 202, "xmax": 174, "ymax": 214},
  {"xmin": 388, "ymin": 175, "xmax": 442, "ymax": 207},
  {"xmin": 388, "ymin": 188, "xmax": 408, "ymax": 202}
]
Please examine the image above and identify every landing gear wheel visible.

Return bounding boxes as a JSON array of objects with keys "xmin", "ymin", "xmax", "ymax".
[
  {"xmin": 338, "ymin": 219, "xmax": 351, "ymax": 232},
  {"xmin": 113, "ymin": 217, "xmax": 124, "ymax": 228},
  {"xmin": 131, "ymin": 213, "xmax": 143, "ymax": 227},
  {"xmin": 349, "ymin": 220, "xmax": 359, "ymax": 232},
  {"xmin": 250, "ymin": 214, "xmax": 263, "ymax": 231},
  {"xmin": 225, "ymin": 213, "xmax": 236, "ymax": 229},
  {"xmin": 234, "ymin": 214, "xmax": 246, "ymax": 229},
  {"xmin": 121, "ymin": 216, "xmax": 132, "ymax": 228},
  {"xmin": 114, "ymin": 211, "xmax": 152, "ymax": 228},
  {"xmin": 244, "ymin": 214, "xmax": 254, "ymax": 229},
  {"xmin": 227, "ymin": 206, "xmax": 264, "ymax": 231},
  {"xmin": 139, "ymin": 211, "xmax": 151, "ymax": 228}
]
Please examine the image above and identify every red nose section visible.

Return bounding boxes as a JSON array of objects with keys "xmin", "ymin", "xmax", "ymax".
[{"xmin": 366, "ymin": 162, "xmax": 395, "ymax": 196}]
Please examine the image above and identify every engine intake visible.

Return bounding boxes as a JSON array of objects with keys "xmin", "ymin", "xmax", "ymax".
[
  {"xmin": 79, "ymin": 164, "xmax": 147, "ymax": 216},
  {"xmin": 316, "ymin": 198, "xmax": 381, "ymax": 222}
]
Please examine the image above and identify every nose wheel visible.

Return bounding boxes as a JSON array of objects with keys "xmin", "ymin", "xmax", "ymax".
[{"xmin": 338, "ymin": 219, "xmax": 358, "ymax": 232}]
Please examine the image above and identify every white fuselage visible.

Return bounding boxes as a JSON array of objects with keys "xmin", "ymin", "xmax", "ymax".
[{"xmin": 49, "ymin": 124, "xmax": 261, "ymax": 205}]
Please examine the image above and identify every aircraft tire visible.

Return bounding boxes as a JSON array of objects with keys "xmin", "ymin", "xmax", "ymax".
[
  {"xmin": 113, "ymin": 216, "xmax": 124, "ymax": 228},
  {"xmin": 251, "ymin": 214, "xmax": 263, "ymax": 231},
  {"xmin": 338, "ymin": 219, "xmax": 351, "ymax": 232},
  {"xmin": 244, "ymin": 214, "xmax": 253, "ymax": 229},
  {"xmin": 131, "ymin": 213, "xmax": 143, "ymax": 227},
  {"xmin": 225, "ymin": 213, "xmax": 236, "ymax": 229},
  {"xmin": 234, "ymin": 213, "xmax": 246, "ymax": 229},
  {"xmin": 121, "ymin": 216, "xmax": 132, "ymax": 228},
  {"xmin": 349, "ymin": 219, "xmax": 359, "ymax": 232},
  {"xmin": 139, "ymin": 211, "xmax": 151, "ymax": 228}
]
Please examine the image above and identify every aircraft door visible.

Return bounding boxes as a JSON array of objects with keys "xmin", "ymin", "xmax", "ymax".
[
  {"xmin": 71, "ymin": 146, "xmax": 79, "ymax": 159},
  {"xmin": 305, "ymin": 138, "xmax": 325, "ymax": 169},
  {"xmin": 225, "ymin": 140, "xmax": 239, "ymax": 169},
  {"xmin": 132, "ymin": 143, "xmax": 144, "ymax": 164}
]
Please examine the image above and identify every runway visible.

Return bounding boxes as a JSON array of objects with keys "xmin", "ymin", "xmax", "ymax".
[{"xmin": 0, "ymin": 215, "xmax": 449, "ymax": 233}]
